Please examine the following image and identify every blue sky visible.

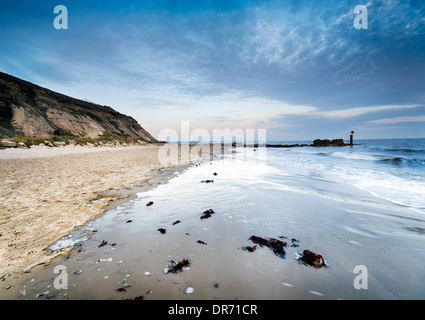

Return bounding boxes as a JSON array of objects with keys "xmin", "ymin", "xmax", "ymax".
[{"xmin": 1, "ymin": 0, "xmax": 425, "ymax": 141}]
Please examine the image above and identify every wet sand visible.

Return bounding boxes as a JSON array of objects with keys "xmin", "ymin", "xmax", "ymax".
[{"xmin": 0, "ymin": 144, "xmax": 219, "ymax": 294}]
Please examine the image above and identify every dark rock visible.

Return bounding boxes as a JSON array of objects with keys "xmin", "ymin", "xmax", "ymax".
[
  {"xmin": 331, "ymin": 139, "xmax": 345, "ymax": 146},
  {"xmin": 313, "ymin": 138, "xmax": 346, "ymax": 147},
  {"xmin": 172, "ymin": 220, "xmax": 181, "ymax": 225},
  {"xmin": 157, "ymin": 228, "xmax": 166, "ymax": 234},
  {"xmin": 196, "ymin": 240, "xmax": 207, "ymax": 245},
  {"xmin": 313, "ymin": 139, "xmax": 331, "ymax": 147},
  {"xmin": 146, "ymin": 201, "xmax": 154, "ymax": 206}
]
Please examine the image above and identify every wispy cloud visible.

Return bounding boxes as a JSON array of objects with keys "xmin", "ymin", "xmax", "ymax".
[
  {"xmin": 367, "ymin": 115, "xmax": 425, "ymax": 124},
  {"xmin": 316, "ymin": 104, "xmax": 421, "ymax": 119}
]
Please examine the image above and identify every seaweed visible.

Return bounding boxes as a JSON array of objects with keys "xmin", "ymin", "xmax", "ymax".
[
  {"xmin": 98, "ymin": 240, "xmax": 108, "ymax": 248},
  {"xmin": 296, "ymin": 250, "xmax": 327, "ymax": 268},
  {"xmin": 200, "ymin": 209, "xmax": 215, "ymax": 220},
  {"xmin": 248, "ymin": 235, "xmax": 287, "ymax": 258},
  {"xmin": 241, "ymin": 245, "xmax": 257, "ymax": 252},
  {"xmin": 201, "ymin": 180, "xmax": 214, "ymax": 183},
  {"xmin": 164, "ymin": 258, "xmax": 191, "ymax": 274}
]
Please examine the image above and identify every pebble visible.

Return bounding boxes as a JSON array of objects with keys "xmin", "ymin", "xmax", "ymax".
[{"xmin": 185, "ymin": 287, "xmax": 194, "ymax": 294}]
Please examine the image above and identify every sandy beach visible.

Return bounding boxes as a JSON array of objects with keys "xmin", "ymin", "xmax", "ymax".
[{"xmin": 0, "ymin": 144, "xmax": 216, "ymax": 285}]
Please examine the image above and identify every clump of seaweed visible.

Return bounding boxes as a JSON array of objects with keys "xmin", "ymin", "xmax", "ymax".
[
  {"xmin": 200, "ymin": 209, "xmax": 215, "ymax": 220},
  {"xmin": 164, "ymin": 258, "xmax": 191, "ymax": 274},
  {"xmin": 296, "ymin": 250, "xmax": 328, "ymax": 268},
  {"xmin": 248, "ymin": 235, "xmax": 287, "ymax": 258}
]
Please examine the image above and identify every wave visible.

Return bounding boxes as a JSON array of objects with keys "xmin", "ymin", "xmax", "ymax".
[
  {"xmin": 268, "ymin": 148, "xmax": 425, "ymax": 212},
  {"xmin": 378, "ymin": 156, "xmax": 425, "ymax": 168},
  {"xmin": 385, "ymin": 148, "xmax": 425, "ymax": 154},
  {"xmin": 329, "ymin": 151, "xmax": 377, "ymax": 161},
  {"xmin": 327, "ymin": 151, "xmax": 425, "ymax": 168}
]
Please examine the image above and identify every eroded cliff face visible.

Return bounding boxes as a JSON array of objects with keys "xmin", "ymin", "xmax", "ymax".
[{"xmin": 0, "ymin": 72, "xmax": 156, "ymax": 141}]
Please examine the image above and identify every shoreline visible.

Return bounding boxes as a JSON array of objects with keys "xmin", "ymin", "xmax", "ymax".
[
  {"xmin": 0, "ymin": 144, "xmax": 221, "ymax": 292},
  {"xmin": 2, "ymin": 143, "xmax": 425, "ymax": 299},
  {"xmin": 1, "ymin": 162, "xmax": 194, "ymax": 299}
]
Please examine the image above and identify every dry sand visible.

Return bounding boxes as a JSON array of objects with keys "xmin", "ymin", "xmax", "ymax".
[{"xmin": 0, "ymin": 144, "xmax": 215, "ymax": 280}]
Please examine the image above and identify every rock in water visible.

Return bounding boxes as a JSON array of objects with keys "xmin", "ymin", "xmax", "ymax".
[
  {"xmin": 313, "ymin": 139, "xmax": 331, "ymax": 147},
  {"xmin": 331, "ymin": 139, "xmax": 345, "ymax": 146}
]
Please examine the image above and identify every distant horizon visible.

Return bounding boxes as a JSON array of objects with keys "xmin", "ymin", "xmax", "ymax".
[
  {"xmin": 1, "ymin": 1, "xmax": 424, "ymax": 141},
  {"xmin": 166, "ymin": 137, "xmax": 425, "ymax": 144}
]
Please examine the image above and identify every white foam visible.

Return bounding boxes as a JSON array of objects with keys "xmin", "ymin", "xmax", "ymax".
[
  {"xmin": 329, "ymin": 151, "xmax": 377, "ymax": 161},
  {"xmin": 269, "ymin": 148, "xmax": 425, "ymax": 213},
  {"xmin": 50, "ymin": 237, "xmax": 88, "ymax": 251},
  {"xmin": 353, "ymin": 172, "xmax": 425, "ymax": 210}
]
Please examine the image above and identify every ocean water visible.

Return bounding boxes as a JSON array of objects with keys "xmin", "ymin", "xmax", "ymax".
[
  {"xmin": 265, "ymin": 138, "xmax": 425, "ymax": 215},
  {"xmin": 13, "ymin": 139, "xmax": 425, "ymax": 300}
]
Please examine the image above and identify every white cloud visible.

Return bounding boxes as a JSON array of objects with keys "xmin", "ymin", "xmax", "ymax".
[
  {"xmin": 367, "ymin": 115, "xmax": 425, "ymax": 124},
  {"xmin": 316, "ymin": 104, "xmax": 420, "ymax": 118}
]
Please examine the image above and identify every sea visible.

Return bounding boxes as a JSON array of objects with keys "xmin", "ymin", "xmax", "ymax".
[{"xmin": 264, "ymin": 138, "xmax": 425, "ymax": 215}]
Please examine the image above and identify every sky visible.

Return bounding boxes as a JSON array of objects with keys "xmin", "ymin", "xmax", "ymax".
[{"xmin": 1, "ymin": 0, "xmax": 425, "ymax": 141}]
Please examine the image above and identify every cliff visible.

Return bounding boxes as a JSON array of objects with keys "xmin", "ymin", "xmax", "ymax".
[{"xmin": 0, "ymin": 72, "xmax": 156, "ymax": 142}]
